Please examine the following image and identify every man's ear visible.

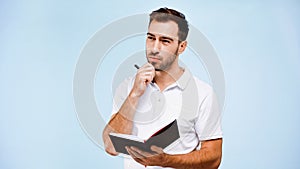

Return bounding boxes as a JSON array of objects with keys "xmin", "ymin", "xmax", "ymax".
[{"xmin": 178, "ymin": 41, "xmax": 187, "ymax": 54}]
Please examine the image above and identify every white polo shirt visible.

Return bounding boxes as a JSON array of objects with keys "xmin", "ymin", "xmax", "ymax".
[{"xmin": 112, "ymin": 68, "xmax": 223, "ymax": 169}]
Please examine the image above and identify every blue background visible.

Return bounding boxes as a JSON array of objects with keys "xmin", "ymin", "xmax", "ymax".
[{"xmin": 1, "ymin": 0, "xmax": 299, "ymax": 169}]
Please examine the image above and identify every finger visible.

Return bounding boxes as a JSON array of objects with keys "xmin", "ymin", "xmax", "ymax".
[
  {"xmin": 105, "ymin": 148, "xmax": 119, "ymax": 156},
  {"xmin": 145, "ymin": 74, "xmax": 154, "ymax": 83},
  {"xmin": 126, "ymin": 146, "xmax": 144, "ymax": 159},
  {"xmin": 137, "ymin": 69, "xmax": 154, "ymax": 78},
  {"xmin": 150, "ymin": 145, "xmax": 164, "ymax": 154},
  {"xmin": 126, "ymin": 147, "xmax": 146, "ymax": 165},
  {"xmin": 104, "ymin": 142, "xmax": 119, "ymax": 156},
  {"xmin": 137, "ymin": 68, "xmax": 155, "ymax": 76},
  {"xmin": 136, "ymin": 71, "xmax": 150, "ymax": 78},
  {"xmin": 139, "ymin": 74, "xmax": 154, "ymax": 83},
  {"xmin": 137, "ymin": 64, "xmax": 155, "ymax": 76},
  {"xmin": 126, "ymin": 147, "xmax": 140, "ymax": 159},
  {"xmin": 140, "ymin": 63, "xmax": 155, "ymax": 71},
  {"xmin": 131, "ymin": 146, "xmax": 154, "ymax": 158}
]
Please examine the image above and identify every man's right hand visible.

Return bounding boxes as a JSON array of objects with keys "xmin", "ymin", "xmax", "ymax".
[{"xmin": 130, "ymin": 63, "xmax": 155, "ymax": 98}]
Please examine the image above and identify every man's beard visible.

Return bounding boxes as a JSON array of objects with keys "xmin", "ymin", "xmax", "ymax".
[{"xmin": 147, "ymin": 47, "xmax": 179, "ymax": 71}]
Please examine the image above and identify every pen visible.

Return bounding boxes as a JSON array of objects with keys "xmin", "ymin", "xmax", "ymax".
[
  {"xmin": 134, "ymin": 64, "xmax": 140, "ymax": 69},
  {"xmin": 134, "ymin": 64, "xmax": 160, "ymax": 71}
]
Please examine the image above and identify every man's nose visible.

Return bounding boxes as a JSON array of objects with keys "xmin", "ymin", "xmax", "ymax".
[{"xmin": 152, "ymin": 39, "xmax": 161, "ymax": 54}]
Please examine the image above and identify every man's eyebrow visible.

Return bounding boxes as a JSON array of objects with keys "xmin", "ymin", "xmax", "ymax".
[
  {"xmin": 146, "ymin": 33, "xmax": 175, "ymax": 41},
  {"xmin": 147, "ymin": 33, "xmax": 155, "ymax": 36},
  {"xmin": 160, "ymin": 36, "xmax": 174, "ymax": 41}
]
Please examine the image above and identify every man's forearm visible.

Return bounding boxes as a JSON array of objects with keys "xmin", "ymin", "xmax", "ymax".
[
  {"xmin": 102, "ymin": 93, "xmax": 140, "ymax": 155},
  {"xmin": 163, "ymin": 139, "xmax": 222, "ymax": 169},
  {"xmin": 105, "ymin": 93, "xmax": 139, "ymax": 134}
]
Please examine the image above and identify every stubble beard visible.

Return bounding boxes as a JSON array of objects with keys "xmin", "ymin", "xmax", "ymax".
[{"xmin": 147, "ymin": 47, "xmax": 179, "ymax": 71}]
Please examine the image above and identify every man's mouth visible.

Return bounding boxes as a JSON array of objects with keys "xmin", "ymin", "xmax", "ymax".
[{"xmin": 148, "ymin": 57, "xmax": 161, "ymax": 62}]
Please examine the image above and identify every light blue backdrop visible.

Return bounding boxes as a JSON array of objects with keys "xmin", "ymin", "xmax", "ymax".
[{"xmin": 1, "ymin": 0, "xmax": 299, "ymax": 169}]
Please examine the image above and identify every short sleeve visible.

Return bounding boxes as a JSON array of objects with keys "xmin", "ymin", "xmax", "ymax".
[
  {"xmin": 195, "ymin": 89, "xmax": 223, "ymax": 141},
  {"xmin": 111, "ymin": 77, "xmax": 132, "ymax": 115}
]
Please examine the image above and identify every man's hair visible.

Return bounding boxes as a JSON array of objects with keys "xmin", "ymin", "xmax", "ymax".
[{"xmin": 149, "ymin": 7, "xmax": 189, "ymax": 41}]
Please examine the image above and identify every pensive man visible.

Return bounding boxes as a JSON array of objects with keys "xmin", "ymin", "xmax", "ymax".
[{"xmin": 103, "ymin": 7, "xmax": 223, "ymax": 169}]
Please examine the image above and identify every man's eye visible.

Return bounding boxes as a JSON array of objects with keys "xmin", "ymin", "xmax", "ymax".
[
  {"xmin": 162, "ymin": 40, "xmax": 171, "ymax": 44},
  {"xmin": 147, "ymin": 36, "xmax": 155, "ymax": 40}
]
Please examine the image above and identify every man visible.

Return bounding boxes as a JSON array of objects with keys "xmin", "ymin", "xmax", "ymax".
[{"xmin": 103, "ymin": 7, "xmax": 223, "ymax": 169}]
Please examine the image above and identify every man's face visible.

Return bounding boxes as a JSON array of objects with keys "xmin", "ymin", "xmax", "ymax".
[{"xmin": 146, "ymin": 20, "xmax": 180, "ymax": 71}]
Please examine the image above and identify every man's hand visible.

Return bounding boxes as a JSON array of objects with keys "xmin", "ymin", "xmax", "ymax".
[
  {"xmin": 125, "ymin": 139, "xmax": 222, "ymax": 169},
  {"xmin": 130, "ymin": 63, "xmax": 155, "ymax": 98},
  {"xmin": 103, "ymin": 124, "xmax": 119, "ymax": 156},
  {"xmin": 125, "ymin": 145, "xmax": 168, "ymax": 167}
]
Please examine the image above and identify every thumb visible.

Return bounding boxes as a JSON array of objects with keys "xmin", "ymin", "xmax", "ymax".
[{"xmin": 150, "ymin": 145, "xmax": 164, "ymax": 154}]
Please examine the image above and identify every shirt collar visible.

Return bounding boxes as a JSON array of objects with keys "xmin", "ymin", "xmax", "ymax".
[
  {"xmin": 176, "ymin": 68, "xmax": 192, "ymax": 90},
  {"xmin": 150, "ymin": 67, "xmax": 192, "ymax": 91},
  {"xmin": 150, "ymin": 68, "xmax": 192, "ymax": 90}
]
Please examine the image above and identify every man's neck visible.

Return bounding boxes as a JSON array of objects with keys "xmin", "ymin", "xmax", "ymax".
[{"xmin": 154, "ymin": 65, "xmax": 184, "ymax": 91}]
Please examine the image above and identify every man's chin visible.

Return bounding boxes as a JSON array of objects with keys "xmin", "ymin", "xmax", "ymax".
[
  {"xmin": 148, "ymin": 62, "xmax": 163, "ymax": 71},
  {"xmin": 152, "ymin": 64, "xmax": 162, "ymax": 71}
]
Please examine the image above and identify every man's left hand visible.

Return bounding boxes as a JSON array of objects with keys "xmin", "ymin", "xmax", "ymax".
[{"xmin": 125, "ymin": 145, "xmax": 168, "ymax": 167}]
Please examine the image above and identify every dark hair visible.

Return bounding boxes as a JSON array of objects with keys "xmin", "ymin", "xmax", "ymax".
[{"xmin": 149, "ymin": 7, "xmax": 189, "ymax": 41}]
